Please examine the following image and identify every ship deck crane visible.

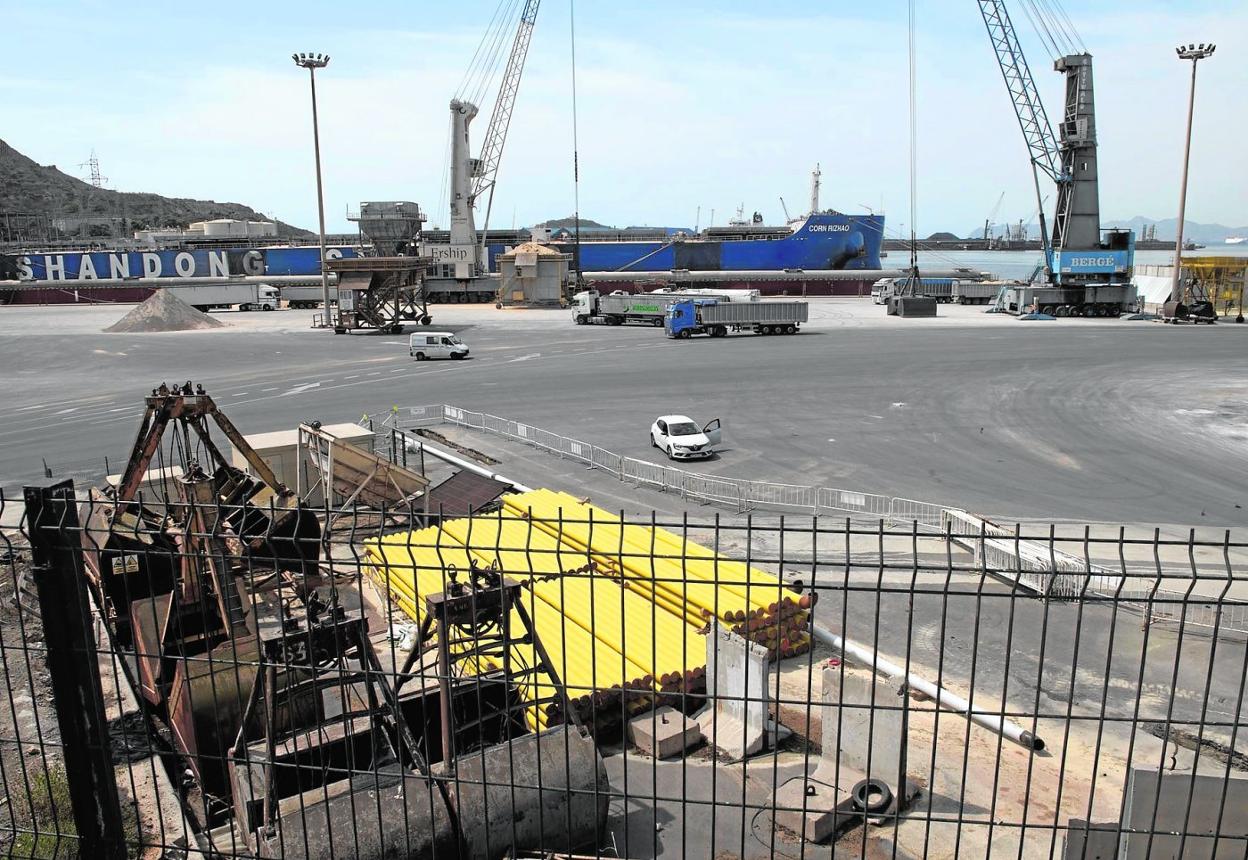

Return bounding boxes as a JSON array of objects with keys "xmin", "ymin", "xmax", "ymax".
[{"xmin": 978, "ymin": 0, "xmax": 1136, "ymax": 315}]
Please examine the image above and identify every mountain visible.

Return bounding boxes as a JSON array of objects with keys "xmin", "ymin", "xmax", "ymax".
[
  {"xmin": 1102, "ymin": 217, "xmax": 1248, "ymax": 244},
  {"xmin": 535, "ymin": 216, "xmax": 613, "ymax": 229},
  {"xmin": 962, "ymin": 217, "xmax": 1248, "ymax": 244},
  {"xmin": 0, "ymin": 138, "xmax": 310, "ymax": 238}
]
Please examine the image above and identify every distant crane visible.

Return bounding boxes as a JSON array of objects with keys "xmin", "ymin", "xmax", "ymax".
[
  {"xmin": 779, "ymin": 197, "xmax": 791, "ymax": 222},
  {"xmin": 983, "ymin": 191, "xmax": 1005, "ymax": 240}
]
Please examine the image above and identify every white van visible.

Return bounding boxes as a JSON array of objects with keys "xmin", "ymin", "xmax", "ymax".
[{"xmin": 409, "ymin": 331, "xmax": 469, "ymax": 361}]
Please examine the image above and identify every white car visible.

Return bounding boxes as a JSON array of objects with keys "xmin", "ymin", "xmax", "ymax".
[{"xmin": 650, "ymin": 415, "xmax": 722, "ymax": 460}]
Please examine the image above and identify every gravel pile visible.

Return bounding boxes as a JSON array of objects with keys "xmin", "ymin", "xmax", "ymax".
[{"xmin": 104, "ymin": 290, "xmax": 229, "ymax": 333}]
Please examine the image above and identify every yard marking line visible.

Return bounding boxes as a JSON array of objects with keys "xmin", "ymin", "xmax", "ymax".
[
  {"xmin": 233, "ymin": 392, "xmax": 249, "ymax": 396},
  {"xmin": 261, "ymin": 387, "xmax": 279, "ymax": 392},
  {"xmin": 344, "ymin": 375, "xmax": 359, "ymax": 379}
]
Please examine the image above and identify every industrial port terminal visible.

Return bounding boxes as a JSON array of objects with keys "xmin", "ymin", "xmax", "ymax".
[{"xmin": 0, "ymin": 1, "xmax": 1244, "ymax": 858}]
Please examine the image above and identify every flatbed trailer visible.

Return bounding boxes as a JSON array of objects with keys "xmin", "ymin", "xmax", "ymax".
[{"xmin": 664, "ymin": 298, "xmax": 809, "ymax": 338}]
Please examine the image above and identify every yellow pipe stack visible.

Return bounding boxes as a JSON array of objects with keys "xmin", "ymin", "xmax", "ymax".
[{"xmin": 364, "ymin": 489, "xmax": 811, "ymax": 735}]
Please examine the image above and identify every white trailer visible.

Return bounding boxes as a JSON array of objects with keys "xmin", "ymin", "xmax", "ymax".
[
  {"xmin": 952, "ymin": 281, "xmax": 1001, "ymax": 305},
  {"xmin": 164, "ymin": 282, "xmax": 279, "ymax": 312},
  {"xmin": 282, "ymin": 284, "xmax": 338, "ymax": 309}
]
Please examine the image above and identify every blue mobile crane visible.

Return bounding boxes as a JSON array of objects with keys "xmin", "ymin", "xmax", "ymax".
[{"xmin": 979, "ymin": 1, "xmax": 1136, "ymax": 317}]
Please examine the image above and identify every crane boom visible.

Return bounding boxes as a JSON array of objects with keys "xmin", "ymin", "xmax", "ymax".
[
  {"xmin": 978, "ymin": 1, "xmax": 1062, "ymax": 184},
  {"xmin": 472, "ymin": 0, "xmax": 541, "ymax": 264}
]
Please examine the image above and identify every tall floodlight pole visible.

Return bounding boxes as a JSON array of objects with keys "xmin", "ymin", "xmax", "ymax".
[
  {"xmin": 293, "ymin": 52, "xmax": 332, "ymax": 324},
  {"xmin": 1170, "ymin": 42, "xmax": 1215, "ymax": 306}
]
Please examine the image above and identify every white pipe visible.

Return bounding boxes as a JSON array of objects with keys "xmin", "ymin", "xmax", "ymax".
[
  {"xmin": 398, "ymin": 431, "xmax": 533, "ymax": 493},
  {"xmin": 809, "ymin": 622, "xmax": 1044, "ymax": 751}
]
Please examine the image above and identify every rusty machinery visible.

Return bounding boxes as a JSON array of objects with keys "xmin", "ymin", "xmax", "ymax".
[
  {"xmin": 225, "ymin": 566, "xmax": 608, "ymax": 858},
  {"xmin": 78, "ymin": 382, "xmax": 323, "ymax": 801},
  {"xmin": 228, "ymin": 614, "xmax": 459, "ymax": 859}
]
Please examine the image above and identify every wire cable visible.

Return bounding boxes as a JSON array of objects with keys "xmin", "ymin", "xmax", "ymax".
[
  {"xmin": 906, "ymin": 0, "xmax": 918, "ymax": 276},
  {"xmin": 569, "ymin": 0, "xmax": 582, "ymax": 279}
]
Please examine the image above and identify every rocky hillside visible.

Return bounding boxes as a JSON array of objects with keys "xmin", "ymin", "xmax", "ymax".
[{"xmin": 0, "ymin": 138, "xmax": 310, "ymax": 238}]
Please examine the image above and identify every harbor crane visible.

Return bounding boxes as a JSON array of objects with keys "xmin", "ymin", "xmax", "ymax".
[
  {"xmin": 442, "ymin": 0, "xmax": 541, "ymax": 285},
  {"xmin": 983, "ymin": 191, "xmax": 1005, "ymax": 240},
  {"xmin": 978, "ymin": 0, "xmax": 1136, "ymax": 316}
]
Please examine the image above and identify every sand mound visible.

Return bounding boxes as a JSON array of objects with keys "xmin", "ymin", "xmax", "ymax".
[{"xmin": 105, "ymin": 290, "xmax": 229, "ymax": 333}]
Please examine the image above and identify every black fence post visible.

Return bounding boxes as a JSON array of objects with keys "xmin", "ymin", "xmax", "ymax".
[{"xmin": 23, "ymin": 479, "xmax": 128, "ymax": 860}]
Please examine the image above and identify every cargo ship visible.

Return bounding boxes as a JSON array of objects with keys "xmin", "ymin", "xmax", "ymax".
[{"xmin": 554, "ymin": 210, "xmax": 886, "ymax": 297}]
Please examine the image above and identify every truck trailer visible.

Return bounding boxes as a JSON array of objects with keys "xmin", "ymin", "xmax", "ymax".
[
  {"xmin": 872, "ymin": 277, "xmax": 960, "ymax": 305},
  {"xmin": 164, "ymin": 283, "xmax": 279, "ymax": 312},
  {"xmin": 664, "ymin": 298, "xmax": 809, "ymax": 338},
  {"xmin": 282, "ymin": 284, "xmax": 337, "ymax": 309},
  {"xmin": 952, "ymin": 281, "xmax": 1002, "ymax": 305}
]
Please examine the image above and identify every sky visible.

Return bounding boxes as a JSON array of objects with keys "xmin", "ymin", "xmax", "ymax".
[{"xmin": 3, "ymin": 1, "xmax": 1245, "ymax": 237}]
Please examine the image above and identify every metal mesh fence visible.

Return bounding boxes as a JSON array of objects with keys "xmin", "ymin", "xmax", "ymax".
[{"xmin": 1, "ymin": 486, "xmax": 1245, "ymax": 858}]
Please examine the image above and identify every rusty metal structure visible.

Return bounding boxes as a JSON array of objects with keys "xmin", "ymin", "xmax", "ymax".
[{"xmin": 77, "ymin": 382, "xmax": 323, "ymax": 799}]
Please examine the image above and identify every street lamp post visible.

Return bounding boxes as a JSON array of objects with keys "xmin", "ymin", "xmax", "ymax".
[
  {"xmin": 1169, "ymin": 42, "xmax": 1215, "ymax": 307},
  {"xmin": 293, "ymin": 52, "xmax": 332, "ymax": 325}
]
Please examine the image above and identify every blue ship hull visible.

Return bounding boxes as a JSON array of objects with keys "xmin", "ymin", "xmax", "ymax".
[{"xmin": 556, "ymin": 213, "xmax": 884, "ymax": 273}]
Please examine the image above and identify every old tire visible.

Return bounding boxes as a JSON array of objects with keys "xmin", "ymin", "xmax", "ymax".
[{"xmin": 415, "ymin": 352, "xmax": 426, "ymax": 361}]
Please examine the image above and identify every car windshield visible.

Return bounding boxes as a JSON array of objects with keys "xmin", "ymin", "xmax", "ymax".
[{"xmin": 669, "ymin": 422, "xmax": 700, "ymax": 436}]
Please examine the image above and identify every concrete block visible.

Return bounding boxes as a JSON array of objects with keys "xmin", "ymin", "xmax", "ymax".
[
  {"xmin": 702, "ymin": 622, "xmax": 771, "ymax": 761},
  {"xmin": 773, "ymin": 777, "xmax": 846, "ymax": 844},
  {"xmin": 1120, "ymin": 769, "xmax": 1248, "ymax": 859},
  {"xmin": 815, "ymin": 662, "xmax": 908, "ymax": 791},
  {"xmin": 628, "ymin": 706, "xmax": 700, "ymax": 759},
  {"xmin": 773, "ymin": 775, "xmax": 922, "ymax": 845}
]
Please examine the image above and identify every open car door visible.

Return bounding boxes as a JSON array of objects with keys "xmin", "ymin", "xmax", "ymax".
[{"xmin": 702, "ymin": 418, "xmax": 722, "ymax": 446}]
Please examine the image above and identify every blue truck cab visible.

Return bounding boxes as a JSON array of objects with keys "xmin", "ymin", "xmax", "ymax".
[{"xmin": 664, "ymin": 298, "xmax": 710, "ymax": 338}]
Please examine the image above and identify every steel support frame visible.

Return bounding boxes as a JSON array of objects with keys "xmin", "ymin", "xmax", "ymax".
[{"xmin": 23, "ymin": 480, "xmax": 128, "ymax": 859}]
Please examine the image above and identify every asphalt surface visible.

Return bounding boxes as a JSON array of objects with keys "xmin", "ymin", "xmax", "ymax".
[{"xmin": 1, "ymin": 300, "xmax": 1246, "ymax": 527}]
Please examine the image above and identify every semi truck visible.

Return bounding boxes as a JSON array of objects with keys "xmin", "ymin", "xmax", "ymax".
[
  {"xmin": 664, "ymin": 298, "xmax": 809, "ymax": 338},
  {"xmin": 165, "ymin": 283, "xmax": 279, "ymax": 312},
  {"xmin": 572, "ymin": 289, "xmax": 756, "ymax": 326}
]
